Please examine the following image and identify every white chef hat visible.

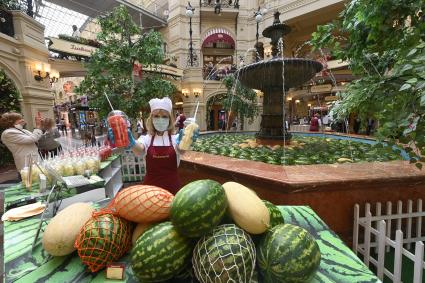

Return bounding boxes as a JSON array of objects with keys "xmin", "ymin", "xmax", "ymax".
[{"xmin": 149, "ymin": 97, "xmax": 172, "ymax": 114}]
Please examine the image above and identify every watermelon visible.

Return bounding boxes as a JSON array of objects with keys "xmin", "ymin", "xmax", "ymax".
[
  {"xmin": 193, "ymin": 224, "xmax": 256, "ymax": 283},
  {"xmin": 170, "ymin": 179, "xmax": 227, "ymax": 237},
  {"xmin": 263, "ymin": 200, "xmax": 285, "ymax": 228},
  {"xmin": 74, "ymin": 212, "xmax": 132, "ymax": 272},
  {"xmin": 131, "ymin": 221, "xmax": 193, "ymax": 282},
  {"xmin": 257, "ymin": 223, "xmax": 321, "ymax": 283}
]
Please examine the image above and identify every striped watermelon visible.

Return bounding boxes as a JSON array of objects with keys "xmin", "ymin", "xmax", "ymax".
[
  {"xmin": 193, "ymin": 224, "xmax": 256, "ymax": 283},
  {"xmin": 263, "ymin": 200, "xmax": 285, "ymax": 228},
  {"xmin": 257, "ymin": 223, "xmax": 321, "ymax": 283},
  {"xmin": 170, "ymin": 179, "xmax": 227, "ymax": 237},
  {"xmin": 74, "ymin": 212, "xmax": 132, "ymax": 273},
  {"xmin": 130, "ymin": 221, "xmax": 193, "ymax": 282}
]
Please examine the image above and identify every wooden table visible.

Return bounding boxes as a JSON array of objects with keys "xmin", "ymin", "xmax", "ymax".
[{"xmin": 2, "ymin": 199, "xmax": 380, "ymax": 282}]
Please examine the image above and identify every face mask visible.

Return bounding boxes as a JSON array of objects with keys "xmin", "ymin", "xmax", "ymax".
[
  {"xmin": 15, "ymin": 124, "xmax": 23, "ymax": 130},
  {"xmin": 152, "ymin": 117, "xmax": 169, "ymax": 132}
]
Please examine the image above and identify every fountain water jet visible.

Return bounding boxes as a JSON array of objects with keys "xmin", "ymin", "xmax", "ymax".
[{"xmin": 236, "ymin": 11, "xmax": 323, "ymax": 145}]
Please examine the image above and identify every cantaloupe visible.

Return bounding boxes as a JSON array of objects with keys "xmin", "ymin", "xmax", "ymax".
[
  {"xmin": 112, "ymin": 185, "xmax": 174, "ymax": 223},
  {"xmin": 42, "ymin": 202, "xmax": 94, "ymax": 256},
  {"xmin": 132, "ymin": 223, "xmax": 151, "ymax": 246},
  {"xmin": 222, "ymin": 182, "xmax": 270, "ymax": 234}
]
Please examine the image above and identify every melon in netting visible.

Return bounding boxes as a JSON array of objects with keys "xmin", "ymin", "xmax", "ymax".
[
  {"xmin": 43, "ymin": 202, "xmax": 94, "ymax": 256},
  {"xmin": 193, "ymin": 224, "xmax": 256, "ymax": 283},
  {"xmin": 74, "ymin": 211, "xmax": 132, "ymax": 272},
  {"xmin": 112, "ymin": 185, "xmax": 174, "ymax": 223}
]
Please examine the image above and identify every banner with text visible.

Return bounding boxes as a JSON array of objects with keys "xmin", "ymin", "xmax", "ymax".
[{"xmin": 49, "ymin": 37, "xmax": 97, "ymax": 57}]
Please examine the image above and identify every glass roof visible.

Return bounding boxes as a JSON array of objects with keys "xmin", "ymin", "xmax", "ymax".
[{"xmin": 34, "ymin": 1, "xmax": 90, "ymax": 37}]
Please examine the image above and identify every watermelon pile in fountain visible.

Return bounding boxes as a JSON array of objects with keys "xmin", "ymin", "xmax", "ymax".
[{"xmin": 41, "ymin": 181, "xmax": 321, "ymax": 282}]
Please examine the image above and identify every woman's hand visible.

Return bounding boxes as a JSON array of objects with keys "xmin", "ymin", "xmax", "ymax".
[{"xmin": 35, "ymin": 116, "xmax": 43, "ymax": 129}]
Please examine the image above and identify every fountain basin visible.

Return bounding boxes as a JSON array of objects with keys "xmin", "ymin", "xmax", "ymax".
[
  {"xmin": 236, "ymin": 58, "xmax": 323, "ymax": 90},
  {"xmin": 179, "ymin": 133, "xmax": 422, "ymax": 244}
]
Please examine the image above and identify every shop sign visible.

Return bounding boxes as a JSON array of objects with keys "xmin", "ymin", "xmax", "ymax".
[
  {"xmin": 310, "ymin": 84, "xmax": 332, "ymax": 93},
  {"xmin": 49, "ymin": 37, "xmax": 97, "ymax": 57},
  {"xmin": 325, "ymin": 95, "xmax": 339, "ymax": 101}
]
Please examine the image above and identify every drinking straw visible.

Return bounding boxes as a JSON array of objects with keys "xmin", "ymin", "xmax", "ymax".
[
  {"xmin": 193, "ymin": 101, "xmax": 200, "ymax": 121},
  {"xmin": 104, "ymin": 92, "xmax": 115, "ymax": 111}
]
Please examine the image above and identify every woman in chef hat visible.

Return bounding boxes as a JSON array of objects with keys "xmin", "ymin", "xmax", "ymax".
[{"xmin": 124, "ymin": 97, "xmax": 197, "ymax": 194}]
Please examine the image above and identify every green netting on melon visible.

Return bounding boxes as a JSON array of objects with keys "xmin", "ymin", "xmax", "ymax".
[
  {"xmin": 74, "ymin": 209, "xmax": 132, "ymax": 272},
  {"xmin": 193, "ymin": 224, "xmax": 256, "ymax": 283}
]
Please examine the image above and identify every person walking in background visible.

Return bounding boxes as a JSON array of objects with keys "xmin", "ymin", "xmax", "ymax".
[
  {"xmin": 354, "ymin": 117, "xmax": 361, "ymax": 134},
  {"xmin": 59, "ymin": 118, "xmax": 66, "ymax": 135},
  {"xmin": 0, "ymin": 112, "xmax": 43, "ymax": 172},
  {"xmin": 309, "ymin": 113, "xmax": 320, "ymax": 132},
  {"xmin": 38, "ymin": 118, "xmax": 62, "ymax": 158},
  {"xmin": 176, "ymin": 112, "xmax": 186, "ymax": 131},
  {"xmin": 366, "ymin": 118, "xmax": 375, "ymax": 135},
  {"xmin": 72, "ymin": 25, "xmax": 80, "ymax": 37},
  {"xmin": 136, "ymin": 118, "xmax": 144, "ymax": 138}
]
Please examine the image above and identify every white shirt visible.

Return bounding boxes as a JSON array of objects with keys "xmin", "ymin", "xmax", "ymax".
[
  {"xmin": 137, "ymin": 132, "xmax": 180, "ymax": 166},
  {"xmin": 1, "ymin": 127, "xmax": 43, "ymax": 171},
  {"xmin": 322, "ymin": 115, "xmax": 330, "ymax": 125},
  {"xmin": 72, "ymin": 30, "xmax": 81, "ymax": 37}
]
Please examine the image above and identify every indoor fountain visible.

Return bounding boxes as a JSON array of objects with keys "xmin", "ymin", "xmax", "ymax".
[{"xmin": 236, "ymin": 11, "xmax": 323, "ymax": 145}]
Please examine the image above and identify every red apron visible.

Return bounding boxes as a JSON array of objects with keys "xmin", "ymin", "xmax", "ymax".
[{"xmin": 143, "ymin": 134, "xmax": 181, "ymax": 194}]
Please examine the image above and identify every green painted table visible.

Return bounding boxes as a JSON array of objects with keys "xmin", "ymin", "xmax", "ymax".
[
  {"xmin": 4, "ymin": 155, "xmax": 120, "ymax": 210},
  {"xmin": 2, "ymin": 202, "xmax": 380, "ymax": 283}
]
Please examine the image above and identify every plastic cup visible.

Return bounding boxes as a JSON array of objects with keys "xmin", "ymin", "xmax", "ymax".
[{"xmin": 107, "ymin": 110, "xmax": 129, "ymax": 148}]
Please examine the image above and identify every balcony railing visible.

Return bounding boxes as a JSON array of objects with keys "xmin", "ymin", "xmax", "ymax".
[
  {"xmin": 203, "ymin": 66, "xmax": 237, "ymax": 80},
  {"xmin": 200, "ymin": 0, "xmax": 240, "ymax": 9}
]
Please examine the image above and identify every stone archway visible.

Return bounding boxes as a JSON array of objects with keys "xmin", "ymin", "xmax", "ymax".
[
  {"xmin": 206, "ymin": 92, "xmax": 228, "ymax": 131},
  {"xmin": 0, "ymin": 62, "xmax": 25, "ymax": 102},
  {"xmin": 0, "ymin": 68, "xmax": 22, "ymax": 167},
  {"xmin": 0, "ymin": 68, "xmax": 21, "ymax": 113}
]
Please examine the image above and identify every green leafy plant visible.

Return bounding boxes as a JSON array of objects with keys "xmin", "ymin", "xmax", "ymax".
[
  {"xmin": 221, "ymin": 75, "xmax": 259, "ymax": 130},
  {"xmin": 76, "ymin": 5, "xmax": 176, "ymax": 119},
  {"xmin": 0, "ymin": 0, "xmax": 20, "ymax": 10},
  {"xmin": 57, "ymin": 34, "xmax": 102, "ymax": 48},
  {"xmin": 0, "ymin": 69, "xmax": 21, "ymax": 167},
  {"xmin": 310, "ymin": 0, "xmax": 425, "ymax": 168}
]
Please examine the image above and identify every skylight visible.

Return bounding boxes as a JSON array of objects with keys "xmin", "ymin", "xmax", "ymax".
[{"xmin": 34, "ymin": 1, "xmax": 89, "ymax": 38}]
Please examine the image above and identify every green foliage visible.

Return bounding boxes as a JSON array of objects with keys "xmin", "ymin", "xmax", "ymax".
[
  {"xmin": 222, "ymin": 75, "xmax": 259, "ymax": 128},
  {"xmin": 57, "ymin": 34, "xmax": 102, "ymax": 48},
  {"xmin": 310, "ymin": 0, "xmax": 425, "ymax": 165},
  {"xmin": 0, "ymin": 69, "xmax": 21, "ymax": 167},
  {"xmin": 76, "ymin": 5, "xmax": 175, "ymax": 119},
  {"xmin": 0, "ymin": 0, "xmax": 20, "ymax": 10}
]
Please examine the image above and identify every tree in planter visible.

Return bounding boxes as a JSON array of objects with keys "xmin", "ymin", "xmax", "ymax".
[
  {"xmin": 310, "ymin": 0, "xmax": 425, "ymax": 167},
  {"xmin": 0, "ymin": 69, "xmax": 21, "ymax": 167},
  {"xmin": 76, "ymin": 5, "xmax": 176, "ymax": 120},
  {"xmin": 221, "ymin": 75, "xmax": 259, "ymax": 130}
]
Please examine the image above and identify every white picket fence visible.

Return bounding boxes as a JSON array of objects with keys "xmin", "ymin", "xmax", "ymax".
[
  {"xmin": 120, "ymin": 150, "xmax": 145, "ymax": 182},
  {"xmin": 353, "ymin": 199, "xmax": 425, "ymax": 283}
]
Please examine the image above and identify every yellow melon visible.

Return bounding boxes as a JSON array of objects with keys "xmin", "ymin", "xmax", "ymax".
[
  {"xmin": 222, "ymin": 182, "xmax": 270, "ymax": 234},
  {"xmin": 42, "ymin": 202, "xmax": 94, "ymax": 256}
]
